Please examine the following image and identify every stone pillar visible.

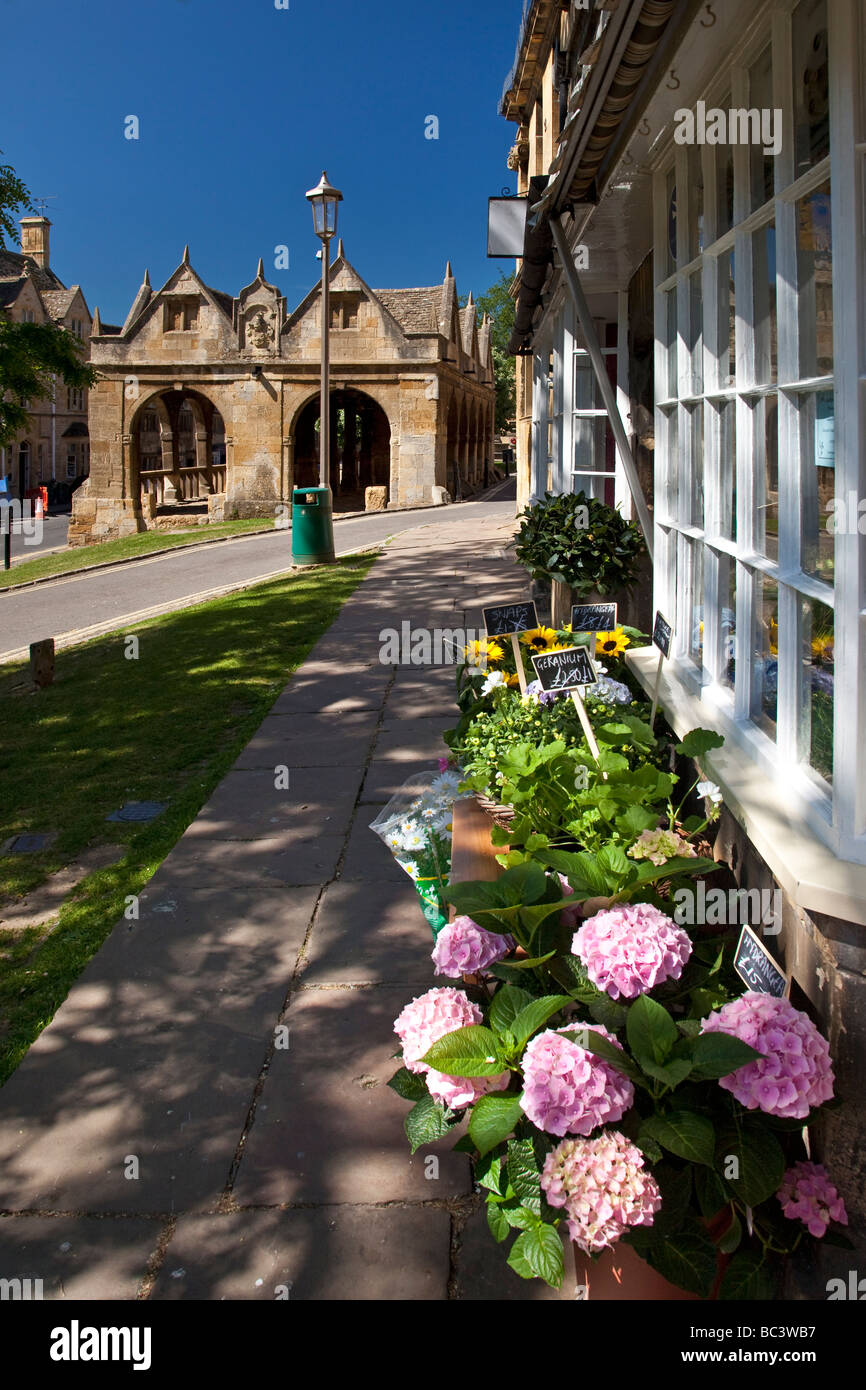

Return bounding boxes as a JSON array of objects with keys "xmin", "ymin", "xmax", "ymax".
[
  {"xmin": 283, "ymin": 435, "xmax": 294, "ymax": 501},
  {"xmin": 195, "ymin": 428, "xmax": 209, "ymax": 495},
  {"xmin": 343, "ymin": 399, "xmax": 357, "ymax": 491},
  {"xmin": 358, "ymin": 407, "xmax": 372, "ymax": 489},
  {"xmin": 329, "ymin": 397, "xmax": 340, "ymax": 493}
]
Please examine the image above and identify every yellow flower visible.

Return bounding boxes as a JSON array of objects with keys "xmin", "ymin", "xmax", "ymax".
[
  {"xmin": 595, "ymin": 627, "xmax": 630, "ymax": 658},
  {"xmin": 519, "ymin": 626, "xmax": 559, "ymax": 653},
  {"xmin": 768, "ymin": 618, "xmax": 778, "ymax": 656},
  {"xmin": 484, "ymin": 639, "xmax": 506, "ymax": 664},
  {"xmin": 811, "ymin": 634, "xmax": 834, "ymax": 663},
  {"xmin": 505, "ymin": 672, "xmax": 522, "ymax": 687}
]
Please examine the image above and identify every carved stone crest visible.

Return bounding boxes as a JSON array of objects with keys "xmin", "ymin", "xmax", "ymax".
[{"xmin": 246, "ymin": 309, "xmax": 273, "ymax": 351}]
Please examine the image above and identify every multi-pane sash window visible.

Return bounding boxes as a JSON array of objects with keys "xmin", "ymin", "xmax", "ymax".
[{"xmin": 653, "ymin": 0, "xmax": 865, "ymax": 859}]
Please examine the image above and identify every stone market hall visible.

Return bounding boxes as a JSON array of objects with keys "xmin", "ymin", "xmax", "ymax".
[{"xmin": 71, "ymin": 245, "xmax": 495, "ymax": 545}]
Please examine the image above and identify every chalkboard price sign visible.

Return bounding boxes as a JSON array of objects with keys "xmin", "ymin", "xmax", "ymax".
[
  {"xmin": 734, "ymin": 925, "xmax": 788, "ymax": 998},
  {"xmin": 531, "ymin": 645, "xmax": 597, "ymax": 691},
  {"xmin": 482, "ymin": 600, "xmax": 539, "ymax": 637},
  {"xmin": 571, "ymin": 602, "xmax": 618, "ymax": 633},
  {"xmin": 653, "ymin": 611, "xmax": 673, "ymax": 658}
]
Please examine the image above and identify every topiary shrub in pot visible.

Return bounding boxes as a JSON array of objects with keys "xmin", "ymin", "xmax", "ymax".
[{"xmin": 514, "ymin": 491, "xmax": 646, "ymax": 627}]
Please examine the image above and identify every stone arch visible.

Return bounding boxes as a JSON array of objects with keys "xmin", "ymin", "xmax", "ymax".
[
  {"xmin": 291, "ymin": 386, "xmax": 393, "ymax": 500},
  {"xmin": 130, "ymin": 386, "xmax": 227, "ymax": 509}
]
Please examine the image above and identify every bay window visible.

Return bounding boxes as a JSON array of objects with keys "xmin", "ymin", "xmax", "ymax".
[{"xmin": 653, "ymin": 0, "xmax": 866, "ymax": 862}]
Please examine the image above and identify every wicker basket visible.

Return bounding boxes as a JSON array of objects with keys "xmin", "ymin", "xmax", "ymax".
[{"xmin": 474, "ymin": 794, "xmax": 516, "ymax": 830}]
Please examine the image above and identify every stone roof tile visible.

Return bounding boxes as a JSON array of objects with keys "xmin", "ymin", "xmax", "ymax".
[{"xmin": 373, "ymin": 287, "xmax": 441, "ymax": 335}]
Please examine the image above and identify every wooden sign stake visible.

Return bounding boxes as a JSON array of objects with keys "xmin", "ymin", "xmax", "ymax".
[
  {"xmin": 571, "ymin": 689, "xmax": 606, "ymax": 778},
  {"xmin": 649, "ymin": 651, "xmax": 665, "ymax": 730},
  {"xmin": 510, "ymin": 632, "xmax": 528, "ymax": 695}
]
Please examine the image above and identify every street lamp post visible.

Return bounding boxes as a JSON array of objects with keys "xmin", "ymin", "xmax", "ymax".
[{"xmin": 292, "ymin": 171, "xmax": 343, "ymax": 567}]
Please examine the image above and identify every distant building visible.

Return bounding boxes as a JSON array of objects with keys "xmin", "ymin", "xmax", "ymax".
[
  {"xmin": 0, "ymin": 216, "xmax": 92, "ymax": 498},
  {"xmin": 74, "ymin": 245, "xmax": 495, "ymax": 545}
]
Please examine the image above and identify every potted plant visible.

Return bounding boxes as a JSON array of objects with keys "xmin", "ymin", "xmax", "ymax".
[
  {"xmin": 513, "ymin": 491, "xmax": 646, "ymax": 627},
  {"xmin": 390, "ymin": 850, "xmax": 847, "ymax": 1298}
]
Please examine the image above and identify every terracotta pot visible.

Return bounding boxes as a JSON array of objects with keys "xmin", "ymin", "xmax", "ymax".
[
  {"xmin": 573, "ymin": 1240, "xmax": 701, "ymax": 1302},
  {"xmin": 573, "ymin": 1209, "xmax": 732, "ymax": 1301}
]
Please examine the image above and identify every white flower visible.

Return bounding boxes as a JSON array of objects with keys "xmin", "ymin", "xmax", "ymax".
[
  {"xmin": 697, "ymin": 779, "xmax": 723, "ymax": 804},
  {"xmin": 481, "ymin": 669, "xmax": 506, "ymax": 695},
  {"xmin": 401, "ymin": 828, "xmax": 427, "ymax": 853},
  {"xmin": 403, "ymin": 861, "xmax": 419, "ymax": 879},
  {"xmin": 429, "ymin": 771, "xmax": 462, "ymax": 801}
]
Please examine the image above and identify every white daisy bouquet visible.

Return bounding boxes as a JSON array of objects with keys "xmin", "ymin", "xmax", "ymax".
[{"xmin": 369, "ymin": 766, "xmax": 464, "ymax": 937}]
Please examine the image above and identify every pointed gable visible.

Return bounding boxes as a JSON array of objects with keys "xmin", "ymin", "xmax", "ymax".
[
  {"xmin": 117, "ymin": 250, "xmax": 235, "ymax": 354},
  {"xmin": 282, "ymin": 245, "xmax": 418, "ymax": 361}
]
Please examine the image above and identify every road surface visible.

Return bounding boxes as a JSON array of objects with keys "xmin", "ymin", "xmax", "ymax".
[{"xmin": 0, "ymin": 483, "xmax": 516, "ymax": 663}]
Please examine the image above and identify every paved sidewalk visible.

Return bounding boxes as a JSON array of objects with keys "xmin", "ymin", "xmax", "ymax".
[{"xmin": 0, "ymin": 511, "xmax": 570, "ymax": 1300}]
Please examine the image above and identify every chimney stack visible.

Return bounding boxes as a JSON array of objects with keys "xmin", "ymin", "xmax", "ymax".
[{"xmin": 19, "ymin": 216, "xmax": 51, "ymax": 270}]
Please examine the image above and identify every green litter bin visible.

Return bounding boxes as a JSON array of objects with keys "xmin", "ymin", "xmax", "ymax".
[{"xmin": 291, "ymin": 485, "xmax": 335, "ymax": 566}]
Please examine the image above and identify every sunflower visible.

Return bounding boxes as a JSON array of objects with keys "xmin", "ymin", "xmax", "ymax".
[
  {"xmin": 811, "ymin": 633, "xmax": 834, "ymax": 663},
  {"xmin": 595, "ymin": 627, "xmax": 630, "ymax": 658},
  {"xmin": 519, "ymin": 626, "xmax": 559, "ymax": 654},
  {"xmin": 483, "ymin": 639, "xmax": 506, "ymax": 664},
  {"xmin": 505, "ymin": 672, "xmax": 523, "ymax": 688}
]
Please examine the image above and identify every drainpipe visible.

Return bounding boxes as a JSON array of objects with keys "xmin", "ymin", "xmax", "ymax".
[
  {"xmin": 549, "ymin": 213, "xmax": 653, "ymax": 560},
  {"xmin": 51, "ymin": 374, "xmax": 56, "ymax": 482}
]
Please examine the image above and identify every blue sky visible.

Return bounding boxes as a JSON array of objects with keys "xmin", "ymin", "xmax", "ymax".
[{"xmin": 0, "ymin": 0, "xmax": 522, "ymax": 324}]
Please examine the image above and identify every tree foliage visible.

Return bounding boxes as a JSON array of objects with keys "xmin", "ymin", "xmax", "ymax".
[
  {"xmin": 461, "ymin": 269, "xmax": 517, "ymax": 433},
  {"xmin": 0, "ymin": 152, "xmax": 96, "ymax": 451}
]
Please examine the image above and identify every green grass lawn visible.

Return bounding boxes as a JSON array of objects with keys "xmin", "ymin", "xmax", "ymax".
[
  {"xmin": 0, "ymin": 517, "xmax": 277, "ymax": 590},
  {"xmin": 0, "ymin": 552, "xmax": 377, "ymax": 1083}
]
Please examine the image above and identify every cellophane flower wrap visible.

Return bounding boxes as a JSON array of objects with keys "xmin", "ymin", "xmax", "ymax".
[{"xmin": 369, "ymin": 769, "xmax": 464, "ymax": 937}]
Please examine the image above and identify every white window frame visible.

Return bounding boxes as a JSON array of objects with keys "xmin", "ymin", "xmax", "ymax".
[{"xmin": 652, "ymin": 0, "xmax": 866, "ymax": 864}]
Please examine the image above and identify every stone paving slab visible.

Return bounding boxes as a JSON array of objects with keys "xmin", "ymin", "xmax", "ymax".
[
  {"xmin": 340, "ymin": 817, "xmax": 409, "ymax": 882},
  {"xmin": 232, "ymin": 986, "xmax": 472, "ymax": 1207},
  {"xmin": 151, "ymin": 1206, "xmax": 451, "ymax": 1300},
  {"xmin": 359, "ymin": 758, "xmax": 442, "ymax": 805},
  {"xmin": 155, "ymin": 831, "xmax": 347, "ymax": 887},
  {"xmin": 0, "ymin": 1215, "xmax": 161, "ymax": 1300},
  {"xmin": 185, "ymin": 765, "xmax": 365, "ymax": 838},
  {"xmin": 453, "ymin": 1208, "xmax": 572, "ymax": 1301},
  {"xmin": 375, "ymin": 717, "xmax": 452, "ymax": 761},
  {"xmin": 232, "ymin": 710, "xmax": 380, "ymax": 770},
  {"xmin": 299, "ymin": 879, "xmax": 440, "ymax": 986}
]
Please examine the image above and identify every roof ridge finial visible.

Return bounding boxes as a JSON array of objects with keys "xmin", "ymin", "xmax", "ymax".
[
  {"xmin": 257, "ymin": 256, "xmax": 265, "ymax": 279},
  {"xmin": 337, "ymin": 238, "xmax": 344, "ymax": 259},
  {"xmin": 444, "ymin": 260, "xmax": 454, "ymax": 280},
  {"xmin": 182, "ymin": 244, "xmax": 190, "ymax": 265},
  {"xmin": 92, "ymin": 306, "xmax": 102, "ymax": 334},
  {"xmin": 143, "ymin": 268, "xmax": 151, "ymax": 287}
]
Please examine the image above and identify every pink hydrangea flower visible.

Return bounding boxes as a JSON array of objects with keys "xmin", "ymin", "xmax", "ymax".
[
  {"xmin": 541, "ymin": 1130, "xmax": 662, "ymax": 1253},
  {"xmin": 557, "ymin": 875, "xmax": 583, "ymax": 930},
  {"xmin": 701, "ymin": 993, "xmax": 834, "ymax": 1119},
  {"xmin": 520, "ymin": 1024, "xmax": 634, "ymax": 1137},
  {"xmin": 393, "ymin": 987, "xmax": 509, "ymax": 1110},
  {"xmin": 431, "ymin": 916, "xmax": 512, "ymax": 977},
  {"xmin": 777, "ymin": 1162, "xmax": 848, "ymax": 1238},
  {"xmin": 572, "ymin": 902, "xmax": 693, "ymax": 1000}
]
